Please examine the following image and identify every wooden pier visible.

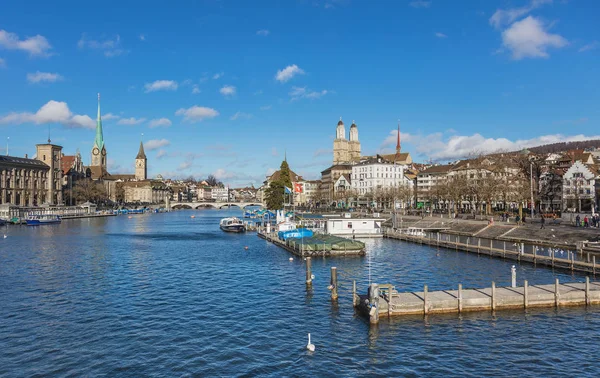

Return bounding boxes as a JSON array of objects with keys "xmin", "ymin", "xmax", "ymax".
[
  {"xmin": 355, "ymin": 278, "xmax": 599, "ymax": 323},
  {"xmin": 385, "ymin": 230, "xmax": 599, "ymax": 274},
  {"xmin": 258, "ymin": 231, "xmax": 365, "ymax": 257}
]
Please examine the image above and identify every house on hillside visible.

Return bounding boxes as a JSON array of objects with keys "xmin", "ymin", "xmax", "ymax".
[{"xmin": 562, "ymin": 161, "xmax": 599, "ymax": 212}]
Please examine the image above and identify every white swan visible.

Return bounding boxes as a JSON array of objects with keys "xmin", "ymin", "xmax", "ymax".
[
  {"xmin": 289, "ymin": 257, "xmax": 293, "ymax": 261},
  {"xmin": 306, "ymin": 333, "xmax": 315, "ymax": 352},
  {"xmin": 3, "ymin": 234, "xmax": 6, "ymax": 239}
]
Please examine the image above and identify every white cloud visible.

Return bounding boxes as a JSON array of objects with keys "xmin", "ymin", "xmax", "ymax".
[
  {"xmin": 77, "ymin": 33, "xmax": 126, "ymax": 57},
  {"xmin": 256, "ymin": 29, "xmax": 270, "ymax": 36},
  {"xmin": 139, "ymin": 34, "xmax": 146, "ymax": 41},
  {"xmin": 435, "ymin": 32, "xmax": 447, "ymax": 38},
  {"xmin": 501, "ymin": 16, "xmax": 567, "ymax": 59},
  {"xmin": 175, "ymin": 106, "xmax": 219, "ymax": 122},
  {"xmin": 145, "ymin": 139, "xmax": 170, "ymax": 151},
  {"xmin": 579, "ymin": 41, "xmax": 599, "ymax": 53},
  {"xmin": 489, "ymin": 0, "xmax": 551, "ymax": 29},
  {"xmin": 26, "ymin": 71, "xmax": 63, "ymax": 84},
  {"xmin": 0, "ymin": 100, "xmax": 94, "ymax": 129},
  {"xmin": 275, "ymin": 64, "xmax": 305, "ymax": 83},
  {"xmin": 0, "ymin": 58, "xmax": 5, "ymax": 67},
  {"xmin": 178, "ymin": 161, "xmax": 193, "ymax": 171},
  {"xmin": 192, "ymin": 85, "xmax": 201, "ymax": 94},
  {"xmin": 102, "ymin": 113, "xmax": 120, "ymax": 121},
  {"xmin": 409, "ymin": 1, "xmax": 431, "ymax": 8},
  {"xmin": 289, "ymin": 86, "xmax": 328, "ymax": 100},
  {"xmin": 0, "ymin": 29, "xmax": 52, "ymax": 57},
  {"xmin": 230, "ymin": 112, "xmax": 253, "ymax": 121},
  {"xmin": 149, "ymin": 117, "xmax": 172, "ymax": 128},
  {"xmin": 213, "ymin": 72, "xmax": 224, "ymax": 80},
  {"xmin": 260, "ymin": 105, "xmax": 272, "ymax": 111},
  {"xmin": 117, "ymin": 117, "xmax": 146, "ymax": 125},
  {"xmin": 220, "ymin": 85, "xmax": 236, "ymax": 96},
  {"xmin": 156, "ymin": 150, "xmax": 167, "ymax": 159},
  {"xmin": 144, "ymin": 80, "xmax": 178, "ymax": 92},
  {"xmin": 381, "ymin": 130, "xmax": 600, "ymax": 161}
]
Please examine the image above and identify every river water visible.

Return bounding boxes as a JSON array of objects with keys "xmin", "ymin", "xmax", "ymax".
[{"xmin": 1, "ymin": 210, "xmax": 599, "ymax": 377}]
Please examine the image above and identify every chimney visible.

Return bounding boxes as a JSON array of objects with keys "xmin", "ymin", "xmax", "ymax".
[{"xmin": 25, "ymin": 154, "xmax": 28, "ymax": 159}]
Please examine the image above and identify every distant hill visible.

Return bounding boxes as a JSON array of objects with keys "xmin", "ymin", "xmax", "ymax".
[{"xmin": 527, "ymin": 139, "xmax": 600, "ymax": 154}]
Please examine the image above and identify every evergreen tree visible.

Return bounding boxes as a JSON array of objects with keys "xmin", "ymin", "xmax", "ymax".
[{"xmin": 264, "ymin": 159, "xmax": 294, "ymax": 210}]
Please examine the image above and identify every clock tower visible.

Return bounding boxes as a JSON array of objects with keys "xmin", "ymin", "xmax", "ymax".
[
  {"xmin": 135, "ymin": 141, "xmax": 147, "ymax": 181},
  {"xmin": 91, "ymin": 93, "xmax": 107, "ymax": 169}
]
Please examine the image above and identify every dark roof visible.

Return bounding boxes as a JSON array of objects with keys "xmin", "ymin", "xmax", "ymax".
[
  {"xmin": 350, "ymin": 122, "xmax": 357, "ymax": 128},
  {"xmin": 88, "ymin": 166, "xmax": 113, "ymax": 180},
  {"xmin": 267, "ymin": 168, "xmax": 304, "ymax": 183},
  {"xmin": 418, "ymin": 164, "xmax": 454, "ymax": 175},
  {"xmin": 321, "ymin": 164, "xmax": 353, "ymax": 174},
  {"xmin": 337, "ymin": 120, "xmax": 344, "ymax": 126},
  {"xmin": 0, "ymin": 155, "xmax": 49, "ymax": 169},
  {"xmin": 136, "ymin": 141, "xmax": 147, "ymax": 159},
  {"xmin": 111, "ymin": 174, "xmax": 136, "ymax": 181}
]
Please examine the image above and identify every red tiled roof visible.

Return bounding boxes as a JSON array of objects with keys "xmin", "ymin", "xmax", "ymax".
[{"xmin": 61, "ymin": 155, "xmax": 76, "ymax": 175}]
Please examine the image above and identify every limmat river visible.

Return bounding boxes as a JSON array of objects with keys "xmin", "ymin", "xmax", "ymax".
[{"xmin": 1, "ymin": 210, "xmax": 599, "ymax": 377}]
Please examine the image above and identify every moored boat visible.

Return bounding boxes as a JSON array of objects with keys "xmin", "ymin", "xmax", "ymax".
[
  {"xmin": 26, "ymin": 214, "xmax": 62, "ymax": 226},
  {"xmin": 220, "ymin": 217, "xmax": 246, "ymax": 233}
]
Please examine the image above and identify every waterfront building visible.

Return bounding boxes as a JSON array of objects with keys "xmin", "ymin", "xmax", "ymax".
[
  {"xmin": 562, "ymin": 161, "xmax": 599, "ymax": 212},
  {"xmin": 319, "ymin": 164, "xmax": 352, "ymax": 205},
  {"xmin": 351, "ymin": 155, "xmax": 410, "ymax": 196},
  {"xmin": 333, "ymin": 118, "xmax": 361, "ymax": 164},
  {"xmin": 121, "ymin": 180, "xmax": 171, "ymax": 204},
  {"xmin": 416, "ymin": 164, "xmax": 454, "ymax": 207},
  {"xmin": 211, "ymin": 187, "xmax": 229, "ymax": 202}
]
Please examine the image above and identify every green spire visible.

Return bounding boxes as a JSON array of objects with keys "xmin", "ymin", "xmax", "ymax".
[{"xmin": 94, "ymin": 93, "xmax": 104, "ymax": 151}]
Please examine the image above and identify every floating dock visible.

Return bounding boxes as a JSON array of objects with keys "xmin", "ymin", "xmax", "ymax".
[
  {"xmin": 258, "ymin": 231, "xmax": 365, "ymax": 257},
  {"xmin": 355, "ymin": 278, "xmax": 599, "ymax": 324}
]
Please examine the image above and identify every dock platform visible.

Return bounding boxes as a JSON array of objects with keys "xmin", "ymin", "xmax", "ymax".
[
  {"xmin": 258, "ymin": 231, "xmax": 365, "ymax": 257},
  {"xmin": 355, "ymin": 278, "xmax": 599, "ymax": 323}
]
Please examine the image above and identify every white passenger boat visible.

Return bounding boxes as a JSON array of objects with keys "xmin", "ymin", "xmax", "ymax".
[
  {"xmin": 219, "ymin": 217, "xmax": 246, "ymax": 233},
  {"xmin": 26, "ymin": 214, "xmax": 62, "ymax": 226}
]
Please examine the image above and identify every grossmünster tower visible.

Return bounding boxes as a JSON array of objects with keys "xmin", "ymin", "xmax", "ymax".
[{"xmin": 91, "ymin": 93, "xmax": 107, "ymax": 169}]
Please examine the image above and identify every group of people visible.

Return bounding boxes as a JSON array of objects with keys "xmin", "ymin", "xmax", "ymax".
[
  {"xmin": 575, "ymin": 214, "xmax": 600, "ymax": 228},
  {"xmin": 500, "ymin": 212, "xmax": 526, "ymax": 224}
]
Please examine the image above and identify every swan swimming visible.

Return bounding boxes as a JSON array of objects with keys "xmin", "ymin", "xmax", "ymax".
[{"xmin": 306, "ymin": 333, "xmax": 315, "ymax": 352}]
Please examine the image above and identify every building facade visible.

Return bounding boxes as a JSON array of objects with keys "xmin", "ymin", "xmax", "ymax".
[
  {"xmin": 122, "ymin": 181, "xmax": 171, "ymax": 204},
  {"xmin": 351, "ymin": 155, "xmax": 408, "ymax": 196},
  {"xmin": 333, "ymin": 118, "xmax": 361, "ymax": 164},
  {"xmin": 562, "ymin": 161, "xmax": 598, "ymax": 212}
]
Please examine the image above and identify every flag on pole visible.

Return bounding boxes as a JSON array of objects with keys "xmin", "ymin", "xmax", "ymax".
[
  {"xmin": 293, "ymin": 182, "xmax": 303, "ymax": 193},
  {"xmin": 284, "ymin": 186, "xmax": 293, "ymax": 194}
]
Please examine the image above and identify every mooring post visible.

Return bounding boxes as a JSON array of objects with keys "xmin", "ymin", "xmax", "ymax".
[
  {"xmin": 330, "ymin": 267, "xmax": 338, "ymax": 301},
  {"xmin": 503, "ymin": 241, "xmax": 506, "ymax": 258},
  {"xmin": 490, "ymin": 239, "xmax": 493, "ymax": 255},
  {"xmin": 491, "ymin": 281, "xmax": 496, "ymax": 311},
  {"xmin": 423, "ymin": 284, "xmax": 429, "ymax": 315},
  {"xmin": 585, "ymin": 276, "xmax": 590, "ymax": 306},
  {"xmin": 552, "ymin": 249, "xmax": 555, "ymax": 267},
  {"xmin": 555, "ymin": 278, "xmax": 560, "ymax": 307},
  {"xmin": 587, "ymin": 252, "xmax": 591, "ymax": 263},
  {"xmin": 571, "ymin": 253, "xmax": 575, "ymax": 271},
  {"xmin": 458, "ymin": 283, "xmax": 463, "ymax": 313},
  {"xmin": 533, "ymin": 247, "xmax": 536, "ymax": 264},
  {"xmin": 353, "ymin": 280, "xmax": 357, "ymax": 307},
  {"xmin": 477, "ymin": 238, "xmax": 481, "ymax": 254},
  {"xmin": 524, "ymin": 280, "xmax": 529, "ymax": 309},
  {"xmin": 594, "ymin": 256, "xmax": 596, "ymax": 275},
  {"xmin": 306, "ymin": 257, "xmax": 312, "ymax": 287},
  {"xmin": 368, "ymin": 283, "xmax": 380, "ymax": 324},
  {"xmin": 437, "ymin": 232, "xmax": 440, "ymax": 246},
  {"xmin": 511, "ymin": 265, "xmax": 516, "ymax": 288}
]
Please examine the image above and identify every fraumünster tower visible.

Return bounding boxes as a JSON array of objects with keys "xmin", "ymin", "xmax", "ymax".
[{"xmin": 91, "ymin": 93, "xmax": 107, "ymax": 169}]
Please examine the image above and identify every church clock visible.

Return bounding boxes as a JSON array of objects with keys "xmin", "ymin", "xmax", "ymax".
[{"xmin": 93, "ymin": 147, "xmax": 100, "ymax": 155}]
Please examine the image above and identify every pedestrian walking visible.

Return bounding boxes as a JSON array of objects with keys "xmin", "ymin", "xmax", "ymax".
[
  {"xmin": 576, "ymin": 214, "xmax": 580, "ymax": 227},
  {"xmin": 584, "ymin": 216, "xmax": 589, "ymax": 228},
  {"xmin": 540, "ymin": 215, "xmax": 545, "ymax": 229}
]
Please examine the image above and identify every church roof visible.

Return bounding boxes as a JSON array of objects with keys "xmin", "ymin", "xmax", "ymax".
[
  {"xmin": 136, "ymin": 141, "xmax": 146, "ymax": 159},
  {"xmin": 350, "ymin": 122, "xmax": 357, "ymax": 128},
  {"xmin": 267, "ymin": 168, "xmax": 304, "ymax": 183},
  {"xmin": 93, "ymin": 94, "xmax": 105, "ymax": 151},
  {"xmin": 61, "ymin": 155, "xmax": 76, "ymax": 175},
  {"xmin": 88, "ymin": 165, "xmax": 113, "ymax": 180},
  {"xmin": 337, "ymin": 119, "xmax": 344, "ymax": 126}
]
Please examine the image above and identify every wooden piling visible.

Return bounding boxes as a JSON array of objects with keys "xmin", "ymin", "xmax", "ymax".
[
  {"xmin": 555, "ymin": 278, "xmax": 560, "ymax": 307},
  {"xmin": 369, "ymin": 283, "xmax": 380, "ymax": 324},
  {"xmin": 552, "ymin": 250, "xmax": 555, "ymax": 267},
  {"xmin": 571, "ymin": 253, "xmax": 574, "ymax": 271},
  {"xmin": 423, "ymin": 284, "xmax": 429, "ymax": 315},
  {"xmin": 533, "ymin": 247, "xmax": 536, "ymax": 264},
  {"xmin": 477, "ymin": 238, "xmax": 481, "ymax": 254},
  {"xmin": 586, "ymin": 276, "xmax": 590, "ymax": 306},
  {"xmin": 524, "ymin": 280, "xmax": 528, "ymax": 309},
  {"xmin": 503, "ymin": 241, "xmax": 506, "ymax": 258},
  {"xmin": 306, "ymin": 257, "xmax": 312, "ymax": 286},
  {"xmin": 330, "ymin": 267, "xmax": 338, "ymax": 301},
  {"xmin": 458, "ymin": 283, "xmax": 462, "ymax": 313},
  {"xmin": 353, "ymin": 280, "xmax": 357, "ymax": 306},
  {"xmin": 594, "ymin": 256, "xmax": 596, "ymax": 275},
  {"xmin": 490, "ymin": 240, "xmax": 493, "ymax": 254},
  {"xmin": 491, "ymin": 281, "xmax": 496, "ymax": 311}
]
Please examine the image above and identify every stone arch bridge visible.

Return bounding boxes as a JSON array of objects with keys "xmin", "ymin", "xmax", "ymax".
[{"xmin": 170, "ymin": 202, "xmax": 263, "ymax": 210}]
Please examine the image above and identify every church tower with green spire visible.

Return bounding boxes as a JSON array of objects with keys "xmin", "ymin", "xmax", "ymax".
[{"xmin": 91, "ymin": 93, "xmax": 107, "ymax": 169}]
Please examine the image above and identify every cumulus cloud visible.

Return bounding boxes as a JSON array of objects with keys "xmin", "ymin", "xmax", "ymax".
[
  {"xmin": 149, "ymin": 117, "xmax": 172, "ymax": 128},
  {"xmin": 117, "ymin": 117, "xmax": 146, "ymax": 125},
  {"xmin": 102, "ymin": 113, "xmax": 120, "ymax": 121},
  {"xmin": 0, "ymin": 100, "xmax": 94, "ymax": 129},
  {"xmin": 0, "ymin": 58, "xmax": 6, "ymax": 67},
  {"xmin": 145, "ymin": 139, "xmax": 170, "ymax": 151},
  {"xmin": 0, "ymin": 29, "xmax": 52, "ymax": 57},
  {"xmin": 26, "ymin": 71, "xmax": 63, "ymax": 84},
  {"xmin": 156, "ymin": 150, "xmax": 167, "ymax": 159},
  {"xmin": 230, "ymin": 112, "xmax": 252, "ymax": 120},
  {"xmin": 144, "ymin": 80, "xmax": 178, "ymax": 92},
  {"xmin": 77, "ymin": 33, "xmax": 126, "ymax": 57},
  {"xmin": 409, "ymin": 1, "xmax": 431, "ymax": 8},
  {"xmin": 213, "ymin": 72, "xmax": 224, "ymax": 80},
  {"xmin": 256, "ymin": 29, "xmax": 270, "ymax": 36},
  {"xmin": 381, "ymin": 130, "xmax": 600, "ymax": 161},
  {"xmin": 435, "ymin": 32, "xmax": 447, "ymax": 38},
  {"xmin": 220, "ymin": 85, "xmax": 236, "ymax": 96},
  {"xmin": 192, "ymin": 85, "xmax": 201, "ymax": 94},
  {"xmin": 260, "ymin": 105, "xmax": 272, "ymax": 111},
  {"xmin": 275, "ymin": 64, "xmax": 305, "ymax": 83},
  {"xmin": 139, "ymin": 34, "xmax": 146, "ymax": 41},
  {"xmin": 289, "ymin": 86, "xmax": 328, "ymax": 100},
  {"xmin": 175, "ymin": 106, "xmax": 219, "ymax": 122},
  {"xmin": 489, "ymin": 0, "xmax": 551, "ymax": 29},
  {"xmin": 501, "ymin": 16, "xmax": 567, "ymax": 59}
]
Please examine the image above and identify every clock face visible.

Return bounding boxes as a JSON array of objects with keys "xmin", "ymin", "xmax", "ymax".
[{"xmin": 93, "ymin": 147, "xmax": 100, "ymax": 155}]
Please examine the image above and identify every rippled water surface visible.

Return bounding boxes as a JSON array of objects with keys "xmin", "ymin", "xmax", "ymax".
[{"xmin": 1, "ymin": 210, "xmax": 599, "ymax": 377}]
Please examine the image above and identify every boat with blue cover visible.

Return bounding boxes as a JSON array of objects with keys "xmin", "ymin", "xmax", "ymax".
[{"xmin": 26, "ymin": 214, "xmax": 61, "ymax": 226}]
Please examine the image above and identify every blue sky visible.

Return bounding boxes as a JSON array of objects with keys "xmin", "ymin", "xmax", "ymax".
[{"xmin": 0, "ymin": 0, "xmax": 598, "ymax": 186}]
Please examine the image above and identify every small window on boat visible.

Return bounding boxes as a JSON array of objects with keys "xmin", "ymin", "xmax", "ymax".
[{"xmin": 347, "ymin": 222, "xmax": 352, "ymax": 229}]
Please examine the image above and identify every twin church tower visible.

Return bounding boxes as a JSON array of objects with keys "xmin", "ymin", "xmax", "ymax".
[
  {"xmin": 91, "ymin": 94, "xmax": 147, "ymax": 180},
  {"xmin": 333, "ymin": 118, "xmax": 361, "ymax": 164}
]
